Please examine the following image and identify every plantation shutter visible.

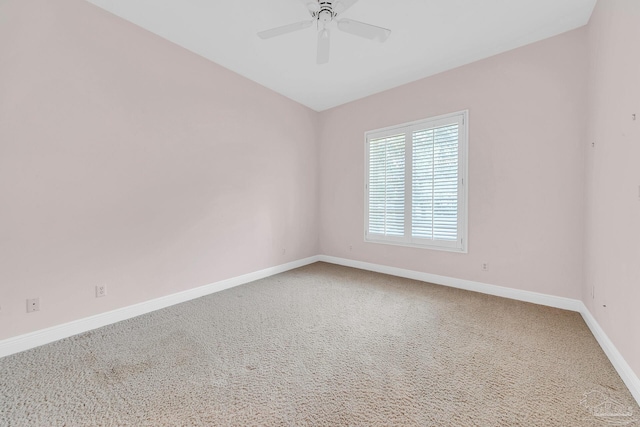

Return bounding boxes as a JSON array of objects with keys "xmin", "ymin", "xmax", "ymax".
[
  {"xmin": 365, "ymin": 110, "xmax": 467, "ymax": 252},
  {"xmin": 368, "ymin": 134, "xmax": 405, "ymax": 236},
  {"xmin": 412, "ymin": 123, "xmax": 459, "ymax": 241}
]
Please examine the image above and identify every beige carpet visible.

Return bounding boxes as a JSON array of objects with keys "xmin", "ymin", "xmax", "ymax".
[{"xmin": 0, "ymin": 262, "xmax": 637, "ymax": 426}]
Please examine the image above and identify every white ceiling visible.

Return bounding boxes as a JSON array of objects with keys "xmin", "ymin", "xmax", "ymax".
[{"xmin": 85, "ymin": 0, "xmax": 596, "ymax": 111}]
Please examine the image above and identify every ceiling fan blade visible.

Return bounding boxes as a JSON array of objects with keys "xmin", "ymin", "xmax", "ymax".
[
  {"xmin": 333, "ymin": 0, "xmax": 359, "ymax": 15},
  {"xmin": 299, "ymin": 0, "xmax": 320, "ymax": 13},
  {"xmin": 317, "ymin": 29, "xmax": 330, "ymax": 64},
  {"xmin": 337, "ymin": 19, "xmax": 390, "ymax": 42},
  {"xmin": 258, "ymin": 20, "xmax": 313, "ymax": 39}
]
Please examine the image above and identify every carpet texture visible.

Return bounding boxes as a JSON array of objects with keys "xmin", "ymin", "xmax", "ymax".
[{"xmin": 1, "ymin": 262, "xmax": 638, "ymax": 426}]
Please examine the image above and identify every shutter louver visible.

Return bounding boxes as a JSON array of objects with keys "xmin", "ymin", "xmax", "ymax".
[{"xmin": 368, "ymin": 134, "xmax": 405, "ymax": 236}]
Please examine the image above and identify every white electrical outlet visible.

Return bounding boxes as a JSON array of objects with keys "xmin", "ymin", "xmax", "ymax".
[
  {"xmin": 96, "ymin": 285, "xmax": 107, "ymax": 298},
  {"xmin": 481, "ymin": 263, "xmax": 489, "ymax": 271},
  {"xmin": 26, "ymin": 298, "xmax": 40, "ymax": 313}
]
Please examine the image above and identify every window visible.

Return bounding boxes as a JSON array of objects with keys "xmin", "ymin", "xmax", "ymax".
[{"xmin": 365, "ymin": 110, "xmax": 468, "ymax": 252}]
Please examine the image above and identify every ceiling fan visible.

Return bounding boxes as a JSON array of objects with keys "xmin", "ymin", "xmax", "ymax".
[{"xmin": 258, "ymin": 0, "xmax": 391, "ymax": 65}]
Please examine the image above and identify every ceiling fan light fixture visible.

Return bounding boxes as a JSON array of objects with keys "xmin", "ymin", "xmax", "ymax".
[{"xmin": 319, "ymin": 10, "xmax": 333, "ymax": 23}]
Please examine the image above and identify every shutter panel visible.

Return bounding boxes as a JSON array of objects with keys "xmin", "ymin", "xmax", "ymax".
[
  {"xmin": 368, "ymin": 134, "xmax": 405, "ymax": 236},
  {"xmin": 412, "ymin": 123, "xmax": 459, "ymax": 241}
]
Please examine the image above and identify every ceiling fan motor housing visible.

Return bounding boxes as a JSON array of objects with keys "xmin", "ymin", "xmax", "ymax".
[{"xmin": 317, "ymin": 1, "xmax": 336, "ymax": 23}]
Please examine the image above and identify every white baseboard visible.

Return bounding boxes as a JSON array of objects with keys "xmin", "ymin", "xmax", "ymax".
[
  {"xmin": 317, "ymin": 255, "xmax": 582, "ymax": 312},
  {"xmin": 317, "ymin": 255, "xmax": 640, "ymax": 406},
  {"xmin": 0, "ymin": 256, "xmax": 320, "ymax": 359},
  {"xmin": 578, "ymin": 302, "xmax": 640, "ymax": 405}
]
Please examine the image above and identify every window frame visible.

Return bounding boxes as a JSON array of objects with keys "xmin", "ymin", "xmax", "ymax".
[{"xmin": 364, "ymin": 110, "xmax": 469, "ymax": 253}]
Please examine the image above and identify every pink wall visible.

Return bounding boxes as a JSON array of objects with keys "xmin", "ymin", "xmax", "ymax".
[
  {"xmin": 0, "ymin": 0, "xmax": 319, "ymax": 340},
  {"xmin": 585, "ymin": 0, "xmax": 640, "ymax": 377},
  {"xmin": 319, "ymin": 28, "xmax": 588, "ymax": 299}
]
